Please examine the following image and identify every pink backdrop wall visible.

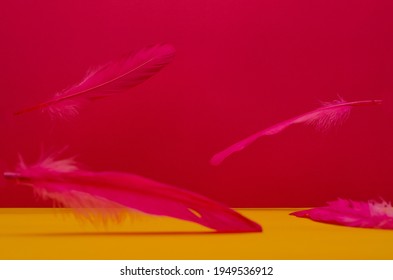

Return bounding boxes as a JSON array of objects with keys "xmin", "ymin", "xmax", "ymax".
[{"xmin": 1, "ymin": 0, "xmax": 392, "ymax": 207}]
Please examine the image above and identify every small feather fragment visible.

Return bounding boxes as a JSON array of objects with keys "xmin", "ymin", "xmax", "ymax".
[
  {"xmin": 291, "ymin": 198, "xmax": 393, "ymax": 229},
  {"xmin": 211, "ymin": 98, "xmax": 382, "ymax": 165},
  {"xmin": 15, "ymin": 44, "xmax": 176, "ymax": 118}
]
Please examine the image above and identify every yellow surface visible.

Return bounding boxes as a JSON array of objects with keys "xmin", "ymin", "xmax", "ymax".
[{"xmin": 0, "ymin": 208, "xmax": 392, "ymax": 260}]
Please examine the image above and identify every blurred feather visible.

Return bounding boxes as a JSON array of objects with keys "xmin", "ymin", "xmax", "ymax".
[
  {"xmin": 291, "ymin": 198, "xmax": 393, "ymax": 229},
  {"xmin": 15, "ymin": 44, "xmax": 176, "ymax": 118},
  {"xmin": 211, "ymin": 98, "xmax": 382, "ymax": 165},
  {"xmin": 4, "ymin": 155, "xmax": 262, "ymax": 232}
]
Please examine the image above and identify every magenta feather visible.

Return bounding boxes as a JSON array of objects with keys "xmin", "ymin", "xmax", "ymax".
[
  {"xmin": 3, "ymin": 155, "xmax": 261, "ymax": 232},
  {"xmin": 15, "ymin": 44, "xmax": 176, "ymax": 118},
  {"xmin": 211, "ymin": 98, "xmax": 382, "ymax": 165},
  {"xmin": 291, "ymin": 199, "xmax": 393, "ymax": 229}
]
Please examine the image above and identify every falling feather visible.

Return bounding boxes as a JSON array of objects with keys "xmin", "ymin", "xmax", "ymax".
[
  {"xmin": 211, "ymin": 98, "xmax": 382, "ymax": 165},
  {"xmin": 291, "ymin": 198, "xmax": 393, "ymax": 229},
  {"xmin": 3, "ymin": 155, "xmax": 262, "ymax": 232},
  {"xmin": 14, "ymin": 44, "xmax": 176, "ymax": 118}
]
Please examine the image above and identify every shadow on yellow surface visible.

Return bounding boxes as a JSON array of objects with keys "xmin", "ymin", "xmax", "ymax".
[{"xmin": 1, "ymin": 208, "xmax": 392, "ymax": 259}]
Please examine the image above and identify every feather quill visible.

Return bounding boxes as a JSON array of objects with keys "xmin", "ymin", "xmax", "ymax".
[
  {"xmin": 211, "ymin": 98, "xmax": 382, "ymax": 165},
  {"xmin": 15, "ymin": 44, "xmax": 176, "ymax": 118},
  {"xmin": 4, "ymin": 155, "xmax": 261, "ymax": 232},
  {"xmin": 290, "ymin": 199, "xmax": 393, "ymax": 229}
]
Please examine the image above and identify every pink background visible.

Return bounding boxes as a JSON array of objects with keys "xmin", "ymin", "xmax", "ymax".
[{"xmin": 1, "ymin": 0, "xmax": 392, "ymax": 207}]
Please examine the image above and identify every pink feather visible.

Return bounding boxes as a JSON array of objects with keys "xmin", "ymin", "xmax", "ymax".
[
  {"xmin": 15, "ymin": 44, "xmax": 176, "ymax": 118},
  {"xmin": 3, "ymin": 155, "xmax": 262, "ymax": 233},
  {"xmin": 291, "ymin": 199, "xmax": 393, "ymax": 229},
  {"xmin": 211, "ymin": 98, "xmax": 382, "ymax": 165}
]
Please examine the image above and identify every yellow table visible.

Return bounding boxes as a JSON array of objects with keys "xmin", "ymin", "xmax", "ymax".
[{"xmin": 0, "ymin": 208, "xmax": 392, "ymax": 259}]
